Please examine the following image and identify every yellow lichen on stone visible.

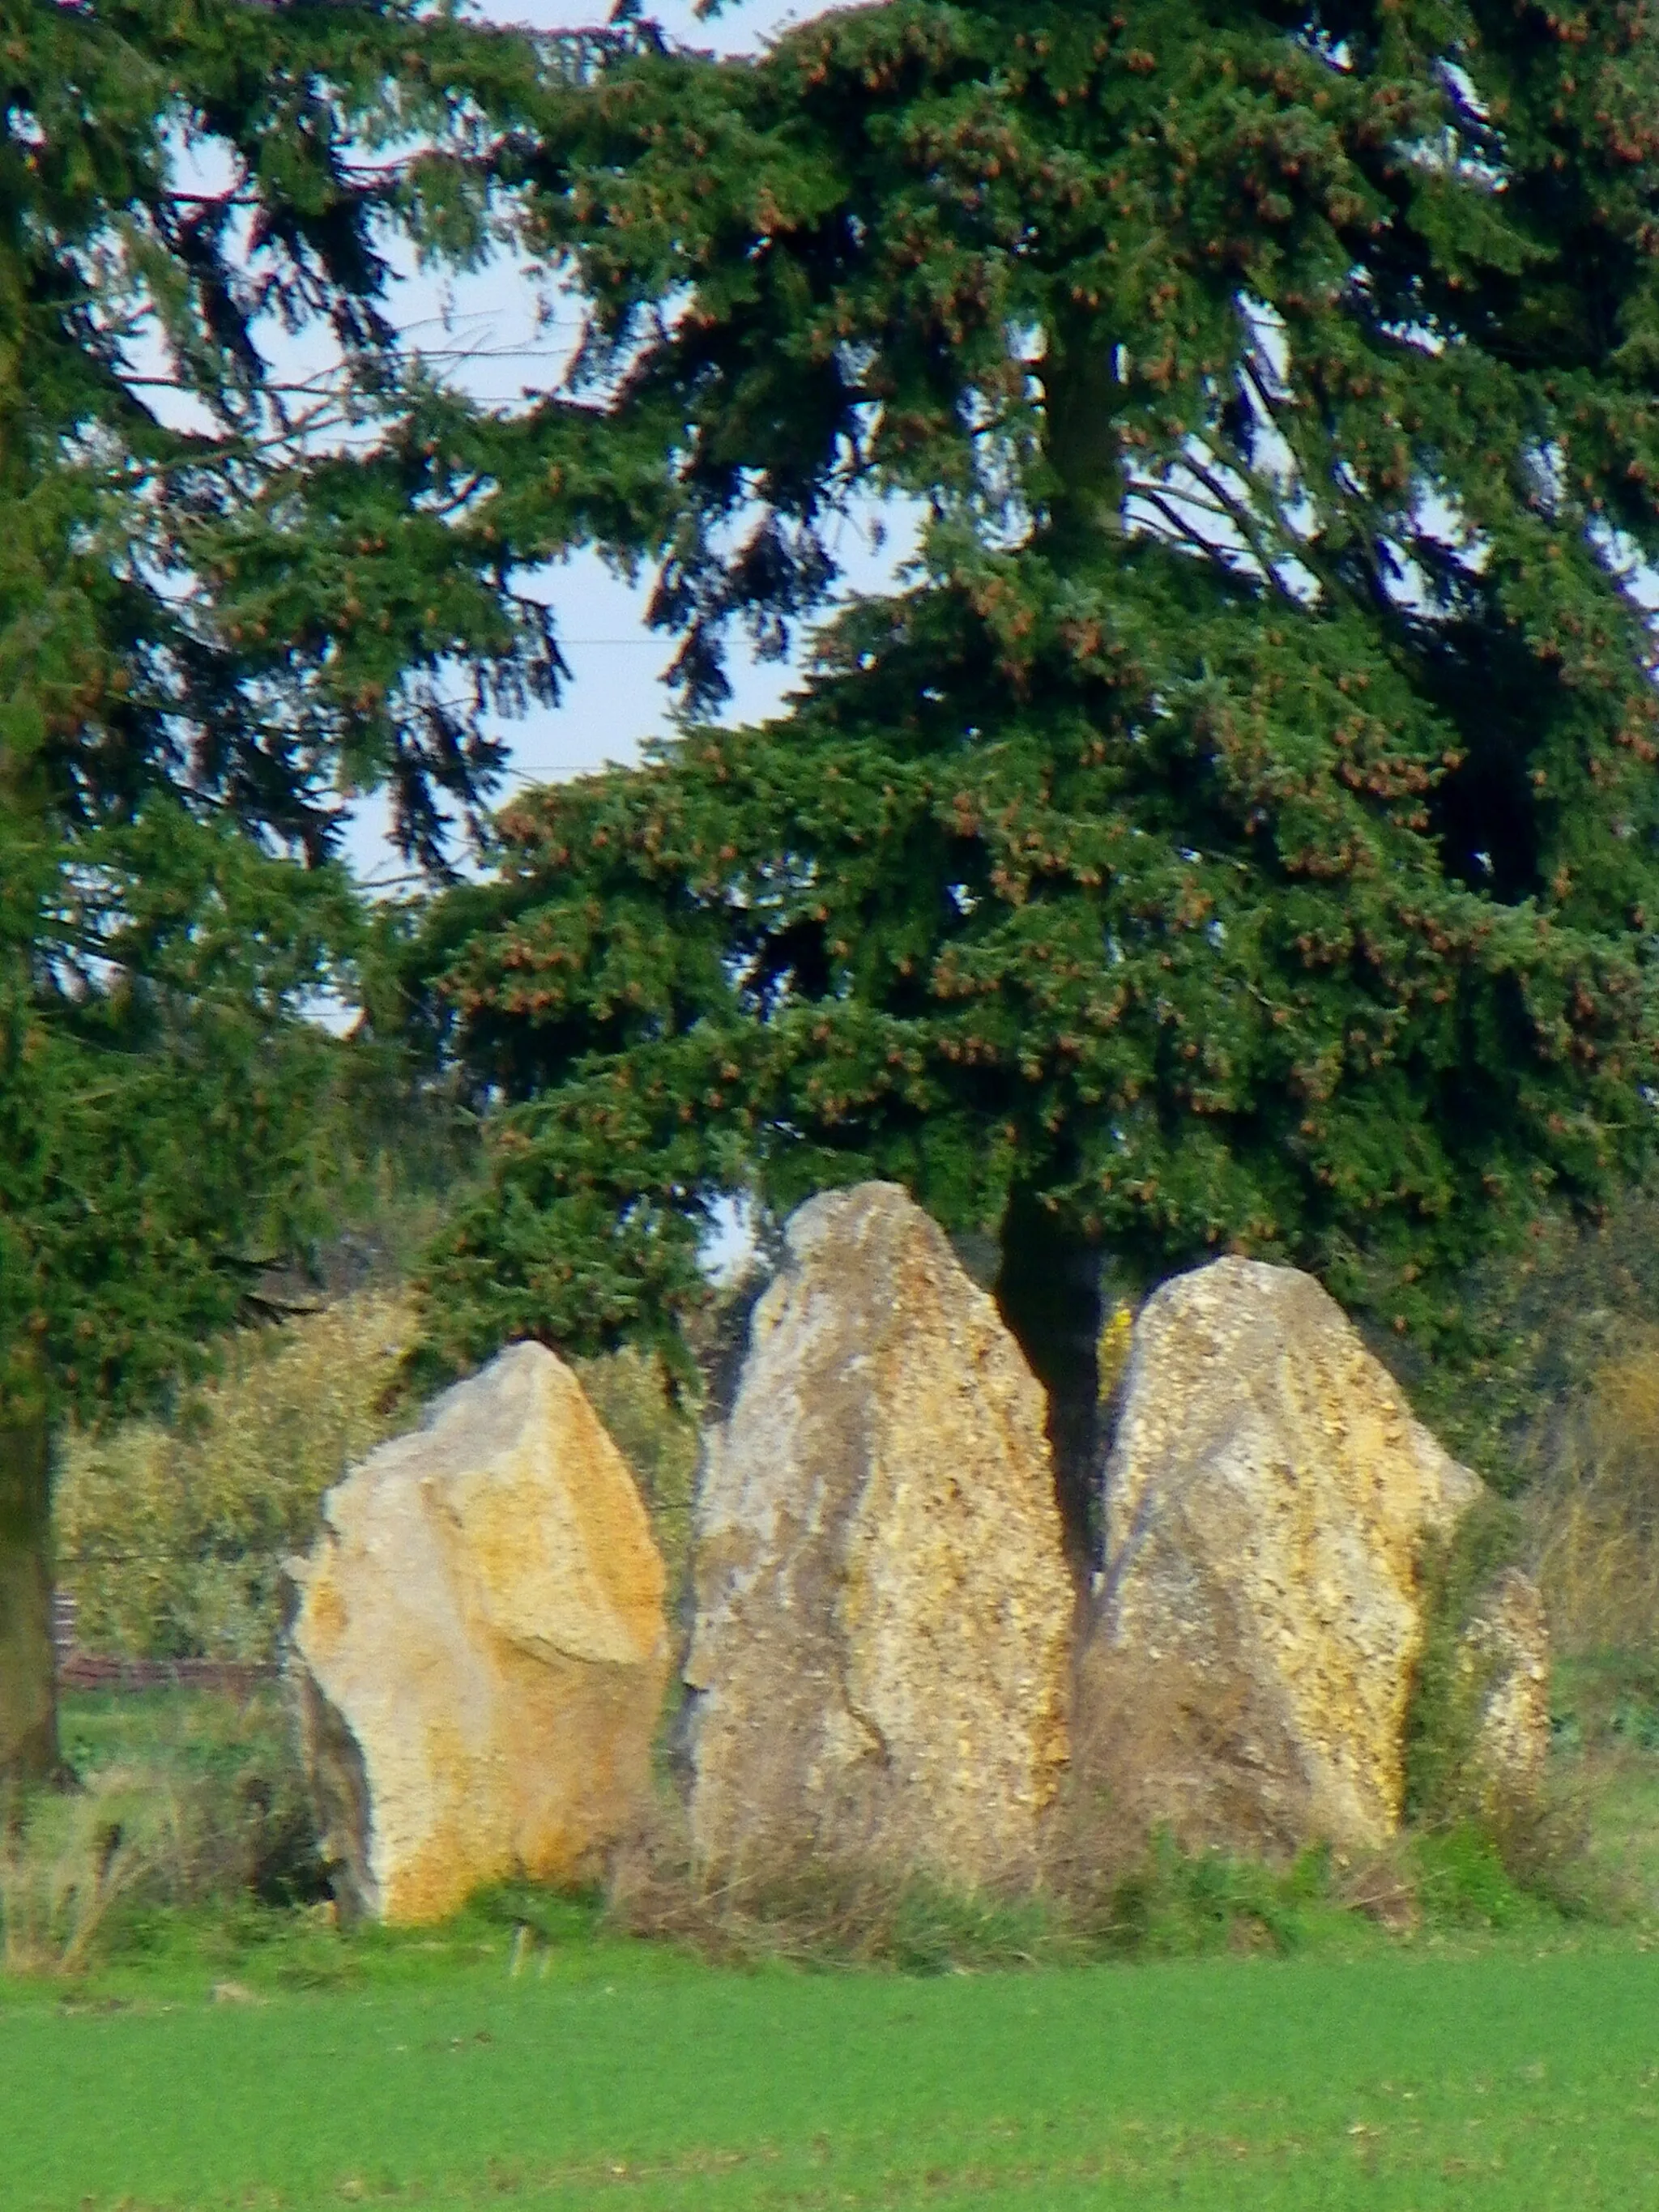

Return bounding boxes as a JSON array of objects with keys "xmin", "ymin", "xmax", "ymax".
[
  {"xmin": 684, "ymin": 1183, "xmax": 1074, "ymax": 1892},
  {"xmin": 1095, "ymin": 1301, "xmax": 1136, "ymax": 1406},
  {"xmin": 288, "ymin": 1343, "xmax": 668, "ymax": 1925},
  {"xmin": 1075, "ymin": 1259, "xmax": 1482, "ymax": 1856}
]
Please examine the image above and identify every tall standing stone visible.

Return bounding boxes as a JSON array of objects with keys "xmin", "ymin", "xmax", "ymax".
[
  {"xmin": 683, "ymin": 1183, "xmax": 1074, "ymax": 1893},
  {"xmin": 288, "ymin": 1343, "xmax": 668, "ymax": 1924},
  {"xmin": 1074, "ymin": 1258, "xmax": 1485, "ymax": 1855}
]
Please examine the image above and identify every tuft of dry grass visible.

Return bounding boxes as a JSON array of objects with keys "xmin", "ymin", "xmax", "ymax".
[
  {"xmin": 0, "ymin": 1765, "xmax": 198, "ymax": 1977},
  {"xmin": 606, "ymin": 1805, "xmax": 1077, "ymax": 1971},
  {"xmin": 1528, "ymin": 1324, "xmax": 1659, "ymax": 1659},
  {"xmin": 603, "ymin": 1792, "xmax": 1352, "ymax": 1971},
  {"xmin": 2, "ymin": 1686, "xmax": 329, "ymax": 1976}
]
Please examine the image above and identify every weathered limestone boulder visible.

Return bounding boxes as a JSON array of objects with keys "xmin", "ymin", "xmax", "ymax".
[
  {"xmin": 1461, "ymin": 1567, "xmax": 1552, "ymax": 1802},
  {"xmin": 1074, "ymin": 1258, "xmax": 1485, "ymax": 1855},
  {"xmin": 683, "ymin": 1183, "xmax": 1074, "ymax": 1892},
  {"xmin": 288, "ymin": 1342, "xmax": 668, "ymax": 1924}
]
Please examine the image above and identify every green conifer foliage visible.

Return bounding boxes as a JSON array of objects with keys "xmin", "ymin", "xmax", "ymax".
[
  {"xmin": 0, "ymin": 0, "xmax": 681, "ymax": 867},
  {"xmin": 0, "ymin": 0, "xmax": 672, "ymax": 1773},
  {"xmin": 443, "ymin": 6, "xmax": 1658, "ymax": 1361},
  {"xmin": 413, "ymin": 0, "xmax": 1659, "ymax": 1408},
  {"xmin": 0, "ymin": 0, "xmax": 692, "ymax": 1415}
]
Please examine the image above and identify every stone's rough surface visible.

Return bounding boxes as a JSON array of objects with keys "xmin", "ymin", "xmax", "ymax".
[
  {"xmin": 1075, "ymin": 1259, "xmax": 1483, "ymax": 1855},
  {"xmin": 288, "ymin": 1343, "xmax": 668, "ymax": 1925},
  {"xmin": 1461, "ymin": 1568, "xmax": 1551, "ymax": 1800},
  {"xmin": 684, "ymin": 1183, "xmax": 1074, "ymax": 1891}
]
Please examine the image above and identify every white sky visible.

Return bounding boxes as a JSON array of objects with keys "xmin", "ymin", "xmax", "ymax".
[{"xmin": 494, "ymin": 2, "xmax": 821, "ymax": 50}]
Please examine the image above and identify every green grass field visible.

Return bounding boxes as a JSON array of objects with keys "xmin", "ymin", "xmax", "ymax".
[
  {"xmin": 7, "ymin": 1926, "xmax": 1659, "ymax": 2210},
  {"xmin": 10, "ymin": 1679, "xmax": 1659, "ymax": 2210}
]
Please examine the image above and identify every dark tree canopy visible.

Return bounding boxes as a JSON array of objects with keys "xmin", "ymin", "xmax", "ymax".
[
  {"xmin": 0, "ymin": 0, "xmax": 683, "ymax": 1435},
  {"xmin": 408, "ymin": 0, "xmax": 1659, "ymax": 1403},
  {"xmin": 2, "ymin": 0, "xmax": 432, "ymax": 1435},
  {"xmin": 0, "ymin": 0, "xmax": 682, "ymax": 872},
  {"xmin": 0, "ymin": 0, "xmax": 685, "ymax": 1775}
]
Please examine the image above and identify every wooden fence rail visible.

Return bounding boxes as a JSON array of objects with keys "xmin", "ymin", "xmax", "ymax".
[{"xmin": 58, "ymin": 1654, "xmax": 279, "ymax": 1695}]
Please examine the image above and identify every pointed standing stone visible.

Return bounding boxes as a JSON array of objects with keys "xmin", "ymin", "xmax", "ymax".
[{"xmin": 683, "ymin": 1183, "xmax": 1074, "ymax": 1894}]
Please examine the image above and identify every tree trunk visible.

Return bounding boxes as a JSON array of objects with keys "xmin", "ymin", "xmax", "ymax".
[
  {"xmin": 1039, "ymin": 317, "xmax": 1128, "ymax": 557},
  {"xmin": 995, "ymin": 1187, "xmax": 1103, "ymax": 1573},
  {"xmin": 0, "ymin": 1409, "xmax": 58, "ymax": 1784}
]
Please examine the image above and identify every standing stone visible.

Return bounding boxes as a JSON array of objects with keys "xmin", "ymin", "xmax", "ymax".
[
  {"xmin": 1074, "ymin": 1259, "xmax": 1483, "ymax": 1856},
  {"xmin": 288, "ymin": 1343, "xmax": 668, "ymax": 1925},
  {"xmin": 684, "ymin": 1183, "xmax": 1074, "ymax": 1893}
]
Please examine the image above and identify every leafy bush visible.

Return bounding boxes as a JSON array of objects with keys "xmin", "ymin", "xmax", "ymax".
[
  {"xmin": 58, "ymin": 1294, "xmax": 416, "ymax": 1661},
  {"xmin": 1085, "ymin": 1831, "xmax": 1324, "ymax": 1959},
  {"xmin": 1388, "ymin": 1171, "xmax": 1659, "ymax": 1902},
  {"xmin": 1395, "ymin": 1171, "xmax": 1659, "ymax": 1496},
  {"xmin": 1402, "ymin": 1495, "xmax": 1526, "ymax": 1829},
  {"xmin": 1409, "ymin": 1825, "xmax": 1543, "ymax": 1932}
]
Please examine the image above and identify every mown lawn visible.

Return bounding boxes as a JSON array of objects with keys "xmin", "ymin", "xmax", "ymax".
[{"xmin": 7, "ymin": 1933, "xmax": 1659, "ymax": 2210}]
